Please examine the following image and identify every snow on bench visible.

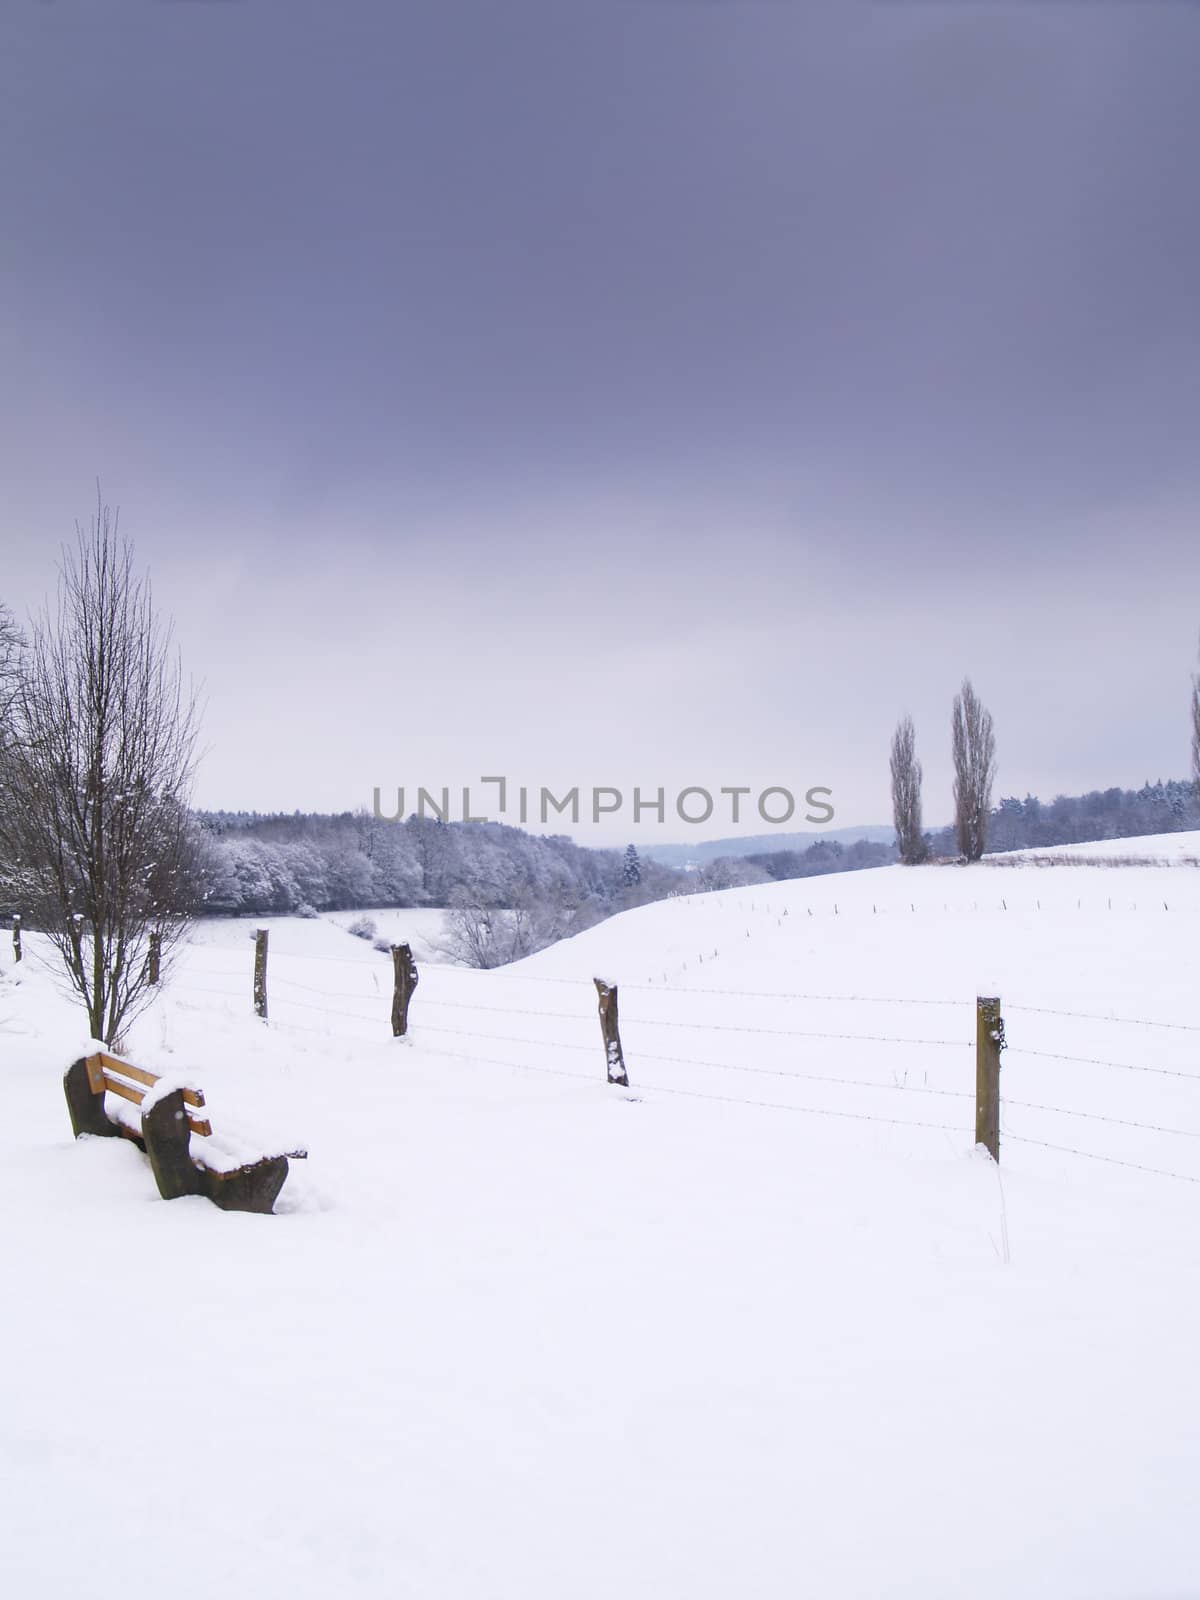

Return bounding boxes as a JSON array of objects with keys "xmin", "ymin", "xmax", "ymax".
[{"xmin": 63, "ymin": 1050, "xmax": 305, "ymax": 1214}]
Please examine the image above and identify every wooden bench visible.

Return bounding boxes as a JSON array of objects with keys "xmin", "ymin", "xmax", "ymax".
[{"xmin": 64, "ymin": 1051, "xmax": 300, "ymax": 1214}]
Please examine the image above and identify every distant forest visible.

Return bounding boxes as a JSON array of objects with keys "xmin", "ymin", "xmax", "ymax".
[
  {"xmin": 932, "ymin": 778, "xmax": 1200, "ymax": 856},
  {"xmin": 194, "ymin": 776, "xmax": 1200, "ymax": 921},
  {"xmin": 195, "ymin": 810, "xmax": 685, "ymax": 933}
]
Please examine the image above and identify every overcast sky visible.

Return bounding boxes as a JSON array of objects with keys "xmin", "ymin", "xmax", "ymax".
[{"xmin": 2, "ymin": 1, "xmax": 1198, "ymax": 844}]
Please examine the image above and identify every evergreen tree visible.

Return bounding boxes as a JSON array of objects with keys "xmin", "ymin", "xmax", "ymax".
[{"xmin": 623, "ymin": 843, "xmax": 642, "ymax": 887}]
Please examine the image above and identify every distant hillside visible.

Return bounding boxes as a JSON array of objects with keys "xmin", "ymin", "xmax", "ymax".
[{"xmin": 640, "ymin": 825, "xmax": 896, "ymax": 868}]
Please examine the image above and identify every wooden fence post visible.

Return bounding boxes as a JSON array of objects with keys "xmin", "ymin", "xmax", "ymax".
[
  {"xmin": 146, "ymin": 931, "xmax": 161, "ymax": 986},
  {"xmin": 594, "ymin": 977, "xmax": 629, "ymax": 1087},
  {"xmin": 975, "ymin": 995, "xmax": 1003, "ymax": 1162},
  {"xmin": 253, "ymin": 928, "xmax": 269, "ymax": 1020},
  {"xmin": 390, "ymin": 943, "xmax": 419, "ymax": 1037},
  {"xmin": 11, "ymin": 914, "xmax": 21, "ymax": 964}
]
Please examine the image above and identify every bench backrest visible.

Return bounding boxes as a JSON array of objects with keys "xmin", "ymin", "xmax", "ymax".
[{"xmin": 83, "ymin": 1051, "xmax": 213, "ymax": 1139}]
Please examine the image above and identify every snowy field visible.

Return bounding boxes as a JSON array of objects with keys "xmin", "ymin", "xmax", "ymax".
[
  {"xmin": 999, "ymin": 833, "xmax": 1200, "ymax": 865},
  {"xmin": 2, "ymin": 838, "xmax": 1199, "ymax": 1598},
  {"xmin": 318, "ymin": 906, "xmax": 451, "ymax": 961}
]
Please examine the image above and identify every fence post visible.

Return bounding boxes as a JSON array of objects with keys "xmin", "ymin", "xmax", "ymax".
[
  {"xmin": 146, "ymin": 930, "xmax": 161, "ymax": 986},
  {"xmin": 11, "ymin": 914, "xmax": 21, "ymax": 964},
  {"xmin": 253, "ymin": 928, "xmax": 269, "ymax": 1020},
  {"xmin": 390, "ymin": 942, "xmax": 419, "ymax": 1037},
  {"xmin": 975, "ymin": 995, "xmax": 1003, "ymax": 1162},
  {"xmin": 594, "ymin": 977, "xmax": 629, "ymax": 1087}
]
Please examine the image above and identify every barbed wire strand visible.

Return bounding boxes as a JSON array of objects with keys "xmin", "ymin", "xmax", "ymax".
[
  {"xmin": 418, "ymin": 1044, "xmax": 600, "ymax": 1086},
  {"xmin": 271, "ymin": 972, "xmax": 383, "ymax": 1002},
  {"xmin": 268, "ymin": 994, "xmax": 385, "ymax": 1026},
  {"xmin": 1003, "ymin": 1132, "xmax": 1200, "ymax": 1186},
  {"xmin": 416, "ymin": 994, "xmax": 968, "ymax": 1046},
  {"xmin": 417, "ymin": 967, "xmax": 588, "ymax": 987},
  {"xmin": 418, "ymin": 1042, "xmax": 968, "ymax": 1133},
  {"xmin": 1004, "ymin": 1046, "xmax": 1200, "ymax": 1083},
  {"xmin": 1005, "ymin": 1003, "xmax": 1200, "ymax": 1033},
  {"xmin": 264, "ymin": 1016, "xmax": 347, "ymax": 1042},
  {"xmin": 417, "ymin": 1022, "xmax": 594, "ymax": 1052},
  {"xmin": 624, "ymin": 1016, "xmax": 969, "ymax": 1046},
  {"xmin": 235, "ymin": 947, "xmax": 394, "ymax": 970},
  {"xmin": 425, "ymin": 967, "xmax": 992, "ymax": 1005},
  {"xmin": 616, "ymin": 1077, "xmax": 967, "ymax": 1134},
  {"xmin": 629, "ymin": 1046, "xmax": 974, "ymax": 1098},
  {"xmin": 416, "ymin": 996, "xmax": 586, "ymax": 1022},
  {"xmin": 1003, "ymin": 1097, "xmax": 1200, "ymax": 1140},
  {"xmin": 622, "ymin": 983, "xmax": 963, "ymax": 1007},
  {"xmin": 171, "ymin": 982, "xmax": 246, "ymax": 1001},
  {"xmin": 413, "ymin": 1022, "xmax": 974, "ymax": 1098},
  {"xmin": 176, "ymin": 963, "xmax": 254, "ymax": 980}
]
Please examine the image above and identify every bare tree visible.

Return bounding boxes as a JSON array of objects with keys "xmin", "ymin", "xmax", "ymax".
[
  {"xmin": 0, "ymin": 499, "xmax": 202, "ymax": 1044},
  {"xmin": 1192, "ymin": 636, "xmax": 1200, "ymax": 799},
  {"xmin": 889, "ymin": 715, "xmax": 926, "ymax": 864},
  {"xmin": 951, "ymin": 678, "xmax": 996, "ymax": 862},
  {"xmin": 432, "ymin": 877, "xmax": 604, "ymax": 968},
  {"xmin": 437, "ymin": 895, "xmax": 535, "ymax": 969}
]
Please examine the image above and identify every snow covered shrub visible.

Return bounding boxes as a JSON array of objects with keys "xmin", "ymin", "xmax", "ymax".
[{"xmin": 347, "ymin": 915, "xmax": 377, "ymax": 941}]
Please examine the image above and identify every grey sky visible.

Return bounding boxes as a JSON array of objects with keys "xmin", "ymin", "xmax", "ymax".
[{"xmin": 2, "ymin": 1, "xmax": 1198, "ymax": 842}]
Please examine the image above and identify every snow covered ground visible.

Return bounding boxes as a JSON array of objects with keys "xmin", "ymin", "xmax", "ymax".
[
  {"xmin": 2, "ymin": 838, "xmax": 1199, "ymax": 1597},
  {"xmin": 319, "ymin": 905, "xmax": 451, "ymax": 961}
]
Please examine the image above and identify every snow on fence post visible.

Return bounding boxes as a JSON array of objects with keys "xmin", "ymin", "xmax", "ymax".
[
  {"xmin": 11, "ymin": 914, "xmax": 21, "ymax": 964},
  {"xmin": 146, "ymin": 930, "xmax": 161, "ymax": 985},
  {"xmin": 253, "ymin": 928, "xmax": 269, "ymax": 1021},
  {"xmin": 593, "ymin": 977, "xmax": 629, "ymax": 1087},
  {"xmin": 975, "ymin": 995, "xmax": 1004, "ymax": 1162},
  {"xmin": 390, "ymin": 942, "xmax": 419, "ymax": 1037}
]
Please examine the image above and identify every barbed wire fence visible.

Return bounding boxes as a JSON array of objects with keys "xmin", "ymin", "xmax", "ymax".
[{"xmin": 148, "ymin": 921, "xmax": 1200, "ymax": 1191}]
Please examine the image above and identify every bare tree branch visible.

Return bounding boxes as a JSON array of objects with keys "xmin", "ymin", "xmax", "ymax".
[{"xmin": 0, "ymin": 602, "xmax": 23, "ymax": 742}]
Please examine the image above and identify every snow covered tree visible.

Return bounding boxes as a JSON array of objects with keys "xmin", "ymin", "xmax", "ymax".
[
  {"xmin": 990, "ymin": 795, "xmax": 1026, "ymax": 852},
  {"xmin": 951, "ymin": 678, "xmax": 996, "ymax": 862},
  {"xmin": 889, "ymin": 715, "xmax": 926, "ymax": 864},
  {"xmin": 407, "ymin": 813, "xmax": 457, "ymax": 903},
  {"xmin": 623, "ymin": 843, "xmax": 642, "ymax": 887},
  {"xmin": 0, "ymin": 605, "xmax": 25, "ymax": 905},
  {"xmin": 0, "ymin": 500, "xmax": 201, "ymax": 1044}
]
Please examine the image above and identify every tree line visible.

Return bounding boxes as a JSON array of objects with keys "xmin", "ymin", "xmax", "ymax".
[
  {"xmin": 194, "ymin": 809, "xmax": 687, "ymax": 923},
  {"xmin": 194, "ymin": 771, "xmax": 1200, "ymax": 925}
]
